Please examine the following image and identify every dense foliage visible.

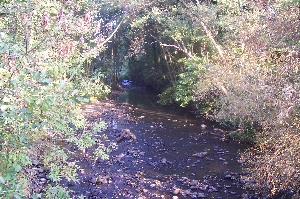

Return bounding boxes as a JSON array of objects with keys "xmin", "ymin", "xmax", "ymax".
[
  {"xmin": 0, "ymin": 0, "xmax": 111, "ymax": 198},
  {"xmin": 110, "ymin": 0, "xmax": 300, "ymax": 197},
  {"xmin": 190, "ymin": 1, "xmax": 300, "ymax": 197},
  {"xmin": 1, "ymin": 0, "xmax": 299, "ymax": 198}
]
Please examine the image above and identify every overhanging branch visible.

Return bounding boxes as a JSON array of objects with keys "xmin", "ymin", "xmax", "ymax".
[
  {"xmin": 98, "ymin": 17, "xmax": 124, "ymax": 47},
  {"xmin": 183, "ymin": 0, "xmax": 225, "ymax": 62}
]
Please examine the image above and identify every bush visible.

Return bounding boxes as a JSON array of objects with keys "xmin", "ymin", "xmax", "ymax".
[
  {"xmin": 191, "ymin": 1, "xmax": 300, "ymax": 196},
  {"xmin": 0, "ymin": 0, "xmax": 111, "ymax": 197}
]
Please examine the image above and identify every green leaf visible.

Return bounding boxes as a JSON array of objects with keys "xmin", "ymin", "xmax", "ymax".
[
  {"xmin": 19, "ymin": 133, "xmax": 29, "ymax": 143},
  {"xmin": 14, "ymin": 164, "xmax": 22, "ymax": 172},
  {"xmin": 13, "ymin": 194, "xmax": 22, "ymax": 199},
  {"xmin": 0, "ymin": 176, "xmax": 5, "ymax": 184},
  {"xmin": 76, "ymin": 96, "xmax": 84, "ymax": 102},
  {"xmin": 32, "ymin": 193, "xmax": 42, "ymax": 199},
  {"xmin": 31, "ymin": 123, "xmax": 40, "ymax": 128},
  {"xmin": 69, "ymin": 98, "xmax": 76, "ymax": 103},
  {"xmin": 2, "ymin": 96, "xmax": 10, "ymax": 103},
  {"xmin": 76, "ymin": 97, "xmax": 89, "ymax": 103},
  {"xmin": 36, "ymin": 99, "xmax": 42, "ymax": 105},
  {"xmin": 72, "ymin": 89, "xmax": 79, "ymax": 95},
  {"xmin": 1, "ymin": 105, "xmax": 9, "ymax": 111},
  {"xmin": 39, "ymin": 78, "xmax": 52, "ymax": 85},
  {"xmin": 59, "ymin": 80, "xmax": 67, "ymax": 88}
]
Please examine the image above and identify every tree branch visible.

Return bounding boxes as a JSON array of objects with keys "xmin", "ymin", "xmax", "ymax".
[
  {"xmin": 158, "ymin": 42, "xmax": 194, "ymax": 58},
  {"xmin": 199, "ymin": 20, "xmax": 225, "ymax": 60},
  {"xmin": 161, "ymin": 46, "xmax": 175, "ymax": 84},
  {"xmin": 98, "ymin": 17, "xmax": 124, "ymax": 47},
  {"xmin": 159, "ymin": 43, "xmax": 183, "ymax": 51},
  {"xmin": 183, "ymin": 0, "xmax": 225, "ymax": 62}
]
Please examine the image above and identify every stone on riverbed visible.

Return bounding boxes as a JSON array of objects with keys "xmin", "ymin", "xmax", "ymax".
[
  {"xmin": 160, "ymin": 158, "xmax": 167, "ymax": 164},
  {"xmin": 116, "ymin": 129, "xmax": 136, "ymax": 143},
  {"xmin": 192, "ymin": 151, "xmax": 208, "ymax": 158},
  {"xmin": 208, "ymin": 186, "xmax": 218, "ymax": 192},
  {"xmin": 173, "ymin": 187, "xmax": 181, "ymax": 195}
]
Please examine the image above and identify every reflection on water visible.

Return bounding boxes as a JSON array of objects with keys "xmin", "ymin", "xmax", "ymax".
[
  {"xmin": 117, "ymin": 87, "xmax": 197, "ymax": 122},
  {"xmin": 64, "ymin": 87, "xmax": 252, "ymax": 199},
  {"xmin": 113, "ymin": 87, "xmax": 249, "ymax": 198}
]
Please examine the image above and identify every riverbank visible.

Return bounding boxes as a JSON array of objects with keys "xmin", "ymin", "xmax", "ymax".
[{"xmin": 58, "ymin": 89, "xmax": 260, "ymax": 199}]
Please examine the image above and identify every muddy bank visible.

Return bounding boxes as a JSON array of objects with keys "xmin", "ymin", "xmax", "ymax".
[{"xmin": 57, "ymin": 93, "xmax": 258, "ymax": 199}]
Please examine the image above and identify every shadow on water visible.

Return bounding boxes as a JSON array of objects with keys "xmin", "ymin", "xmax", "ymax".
[
  {"xmin": 64, "ymin": 86, "xmax": 253, "ymax": 199},
  {"xmin": 110, "ymin": 87, "xmax": 251, "ymax": 198},
  {"xmin": 115, "ymin": 87, "xmax": 198, "ymax": 121}
]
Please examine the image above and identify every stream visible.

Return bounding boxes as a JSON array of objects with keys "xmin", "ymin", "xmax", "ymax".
[{"xmin": 64, "ymin": 86, "xmax": 253, "ymax": 199}]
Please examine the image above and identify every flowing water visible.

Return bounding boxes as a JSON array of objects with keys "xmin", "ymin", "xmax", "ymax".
[
  {"xmin": 111, "ymin": 87, "xmax": 250, "ymax": 198},
  {"xmin": 65, "ymin": 86, "xmax": 252, "ymax": 199}
]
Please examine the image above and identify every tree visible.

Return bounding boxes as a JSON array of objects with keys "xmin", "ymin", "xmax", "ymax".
[
  {"xmin": 190, "ymin": 0, "xmax": 300, "ymax": 196},
  {"xmin": 112, "ymin": 0, "xmax": 300, "ymax": 196},
  {"xmin": 0, "ymin": 0, "xmax": 114, "ymax": 197}
]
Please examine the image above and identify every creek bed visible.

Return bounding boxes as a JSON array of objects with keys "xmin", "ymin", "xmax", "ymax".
[{"xmin": 63, "ymin": 87, "xmax": 253, "ymax": 199}]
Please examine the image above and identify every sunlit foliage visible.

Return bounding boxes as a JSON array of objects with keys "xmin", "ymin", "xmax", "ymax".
[
  {"xmin": 0, "ymin": 0, "xmax": 111, "ymax": 197},
  {"xmin": 115, "ymin": 0, "xmax": 300, "ymax": 196}
]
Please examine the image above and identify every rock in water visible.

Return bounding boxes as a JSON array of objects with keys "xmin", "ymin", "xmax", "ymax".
[
  {"xmin": 116, "ymin": 129, "xmax": 136, "ymax": 143},
  {"xmin": 192, "ymin": 151, "xmax": 208, "ymax": 158},
  {"xmin": 173, "ymin": 188, "xmax": 180, "ymax": 195},
  {"xmin": 161, "ymin": 158, "xmax": 167, "ymax": 164}
]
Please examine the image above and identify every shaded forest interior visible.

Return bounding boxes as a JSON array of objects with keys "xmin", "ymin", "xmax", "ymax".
[{"xmin": 0, "ymin": 0, "xmax": 299, "ymax": 198}]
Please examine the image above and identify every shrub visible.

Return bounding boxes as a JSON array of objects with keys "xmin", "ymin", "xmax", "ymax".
[
  {"xmin": 0, "ymin": 0, "xmax": 111, "ymax": 197},
  {"xmin": 192, "ymin": 0, "xmax": 300, "ymax": 196}
]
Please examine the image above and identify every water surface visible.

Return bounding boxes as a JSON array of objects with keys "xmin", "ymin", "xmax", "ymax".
[{"xmin": 113, "ymin": 87, "xmax": 249, "ymax": 198}]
